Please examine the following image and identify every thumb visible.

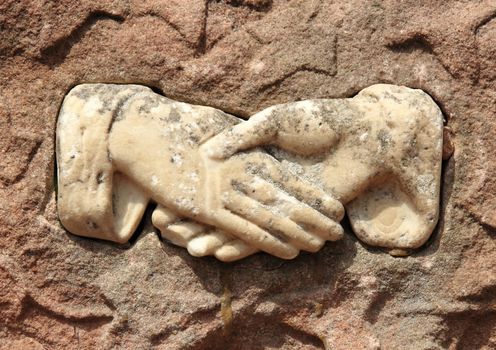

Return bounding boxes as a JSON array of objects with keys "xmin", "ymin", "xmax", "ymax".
[{"xmin": 202, "ymin": 107, "xmax": 278, "ymax": 159}]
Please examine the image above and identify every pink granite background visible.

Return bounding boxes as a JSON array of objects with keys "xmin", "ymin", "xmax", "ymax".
[{"xmin": 1, "ymin": 0, "xmax": 495, "ymax": 348}]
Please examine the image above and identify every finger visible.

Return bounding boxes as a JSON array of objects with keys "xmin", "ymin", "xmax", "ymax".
[
  {"xmin": 151, "ymin": 205, "xmax": 179, "ymax": 229},
  {"xmin": 160, "ymin": 221, "xmax": 205, "ymax": 247},
  {"xmin": 248, "ymin": 156, "xmax": 344, "ymax": 220},
  {"xmin": 225, "ymin": 193, "xmax": 325, "ymax": 252},
  {"xmin": 215, "ymin": 240, "xmax": 259, "ymax": 262},
  {"xmin": 273, "ymin": 166, "xmax": 343, "ymax": 220},
  {"xmin": 290, "ymin": 207, "xmax": 344, "ymax": 241},
  {"xmin": 238, "ymin": 176, "xmax": 343, "ymax": 241},
  {"xmin": 203, "ymin": 107, "xmax": 278, "ymax": 159},
  {"xmin": 187, "ymin": 231, "xmax": 232, "ymax": 257},
  {"xmin": 233, "ymin": 176, "xmax": 279, "ymax": 205},
  {"xmin": 214, "ymin": 209, "xmax": 299, "ymax": 259}
]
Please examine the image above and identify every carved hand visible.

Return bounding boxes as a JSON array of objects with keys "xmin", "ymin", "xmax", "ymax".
[
  {"xmin": 200, "ymin": 85, "xmax": 444, "ymax": 254},
  {"xmin": 57, "ymin": 84, "xmax": 344, "ymax": 261},
  {"xmin": 154, "ymin": 150, "xmax": 344, "ymax": 261}
]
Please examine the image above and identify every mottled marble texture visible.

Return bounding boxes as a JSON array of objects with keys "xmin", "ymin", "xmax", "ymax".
[{"xmin": 57, "ymin": 83, "xmax": 442, "ymax": 261}]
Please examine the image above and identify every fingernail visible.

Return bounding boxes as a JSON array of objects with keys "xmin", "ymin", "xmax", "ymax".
[
  {"xmin": 205, "ymin": 144, "xmax": 223, "ymax": 159},
  {"xmin": 209, "ymin": 150, "xmax": 224, "ymax": 159},
  {"xmin": 323, "ymin": 195, "xmax": 344, "ymax": 219},
  {"xmin": 187, "ymin": 240, "xmax": 209, "ymax": 256}
]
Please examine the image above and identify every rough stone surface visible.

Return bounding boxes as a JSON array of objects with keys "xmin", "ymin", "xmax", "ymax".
[{"xmin": 1, "ymin": 0, "xmax": 495, "ymax": 349}]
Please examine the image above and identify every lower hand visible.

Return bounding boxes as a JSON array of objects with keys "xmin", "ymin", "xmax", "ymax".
[{"xmin": 155, "ymin": 150, "xmax": 344, "ymax": 261}]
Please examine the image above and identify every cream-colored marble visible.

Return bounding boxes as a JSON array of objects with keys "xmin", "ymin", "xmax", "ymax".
[{"xmin": 56, "ymin": 84, "xmax": 443, "ymax": 261}]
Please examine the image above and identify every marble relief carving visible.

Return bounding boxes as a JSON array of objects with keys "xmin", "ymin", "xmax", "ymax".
[{"xmin": 56, "ymin": 84, "xmax": 443, "ymax": 261}]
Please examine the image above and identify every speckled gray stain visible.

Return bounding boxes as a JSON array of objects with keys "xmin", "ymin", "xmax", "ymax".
[{"xmin": 56, "ymin": 83, "xmax": 443, "ymax": 261}]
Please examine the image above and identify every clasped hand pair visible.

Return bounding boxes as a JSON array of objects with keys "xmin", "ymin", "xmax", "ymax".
[{"xmin": 104, "ymin": 93, "xmax": 344, "ymax": 262}]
